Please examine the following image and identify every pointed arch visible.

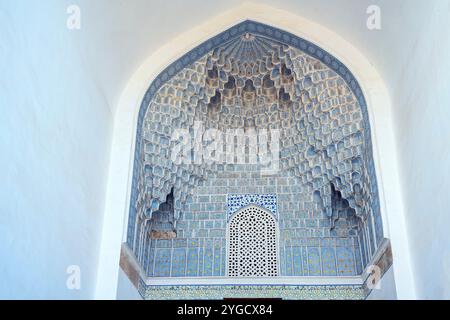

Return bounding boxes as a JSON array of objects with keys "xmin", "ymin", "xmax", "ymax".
[{"xmin": 96, "ymin": 3, "xmax": 414, "ymax": 299}]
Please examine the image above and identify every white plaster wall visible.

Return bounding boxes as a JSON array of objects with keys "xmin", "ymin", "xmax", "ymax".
[
  {"xmin": 116, "ymin": 269, "xmax": 142, "ymax": 300},
  {"xmin": 334, "ymin": 0, "xmax": 450, "ymax": 299},
  {"xmin": 0, "ymin": 1, "xmax": 113, "ymax": 299},
  {"xmin": 2, "ymin": 0, "xmax": 449, "ymax": 300},
  {"xmin": 386, "ymin": 1, "xmax": 450, "ymax": 299},
  {"xmin": 367, "ymin": 267, "xmax": 397, "ymax": 300}
]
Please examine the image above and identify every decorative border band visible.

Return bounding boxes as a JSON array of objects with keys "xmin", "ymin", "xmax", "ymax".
[{"xmin": 138, "ymin": 280, "xmax": 364, "ymax": 300}]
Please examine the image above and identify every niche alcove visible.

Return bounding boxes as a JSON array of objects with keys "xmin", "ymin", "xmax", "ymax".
[{"xmin": 120, "ymin": 20, "xmax": 393, "ymax": 300}]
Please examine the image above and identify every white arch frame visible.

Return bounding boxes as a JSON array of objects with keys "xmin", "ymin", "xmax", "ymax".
[{"xmin": 95, "ymin": 2, "xmax": 415, "ymax": 299}]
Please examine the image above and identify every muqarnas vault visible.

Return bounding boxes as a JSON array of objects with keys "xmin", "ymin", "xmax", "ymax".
[{"xmin": 121, "ymin": 21, "xmax": 390, "ymax": 300}]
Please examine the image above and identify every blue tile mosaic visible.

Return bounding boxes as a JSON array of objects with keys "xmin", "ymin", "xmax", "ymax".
[
  {"xmin": 139, "ymin": 282, "xmax": 365, "ymax": 300},
  {"xmin": 203, "ymin": 248, "xmax": 214, "ymax": 276},
  {"xmin": 308, "ymin": 247, "xmax": 322, "ymax": 276},
  {"xmin": 336, "ymin": 247, "xmax": 355, "ymax": 276},
  {"xmin": 213, "ymin": 247, "xmax": 222, "ymax": 276},
  {"xmin": 285, "ymin": 247, "xmax": 293, "ymax": 276},
  {"xmin": 186, "ymin": 248, "xmax": 199, "ymax": 276},
  {"xmin": 321, "ymin": 247, "xmax": 337, "ymax": 276},
  {"xmin": 292, "ymin": 247, "xmax": 303, "ymax": 276},
  {"xmin": 154, "ymin": 249, "xmax": 171, "ymax": 277},
  {"xmin": 171, "ymin": 248, "xmax": 186, "ymax": 277},
  {"xmin": 227, "ymin": 194, "xmax": 278, "ymax": 221}
]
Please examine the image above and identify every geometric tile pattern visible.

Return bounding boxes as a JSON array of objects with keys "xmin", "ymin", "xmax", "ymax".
[
  {"xmin": 227, "ymin": 194, "xmax": 277, "ymax": 220},
  {"xmin": 144, "ymin": 164, "xmax": 362, "ymax": 278},
  {"xmin": 138, "ymin": 280, "xmax": 365, "ymax": 300},
  {"xmin": 227, "ymin": 205, "xmax": 278, "ymax": 277}
]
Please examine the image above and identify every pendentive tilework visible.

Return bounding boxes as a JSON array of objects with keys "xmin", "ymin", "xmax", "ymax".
[{"xmin": 126, "ymin": 21, "xmax": 384, "ymax": 299}]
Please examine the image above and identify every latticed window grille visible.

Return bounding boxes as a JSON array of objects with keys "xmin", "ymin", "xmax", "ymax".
[{"xmin": 227, "ymin": 205, "xmax": 279, "ymax": 277}]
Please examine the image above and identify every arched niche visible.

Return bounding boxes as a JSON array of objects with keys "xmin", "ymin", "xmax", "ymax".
[
  {"xmin": 127, "ymin": 20, "xmax": 382, "ymax": 276},
  {"xmin": 96, "ymin": 4, "xmax": 414, "ymax": 299}
]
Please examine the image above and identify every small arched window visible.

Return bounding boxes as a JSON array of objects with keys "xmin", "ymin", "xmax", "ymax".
[{"xmin": 227, "ymin": 205, "xmax": 279, "ymax": 277}]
